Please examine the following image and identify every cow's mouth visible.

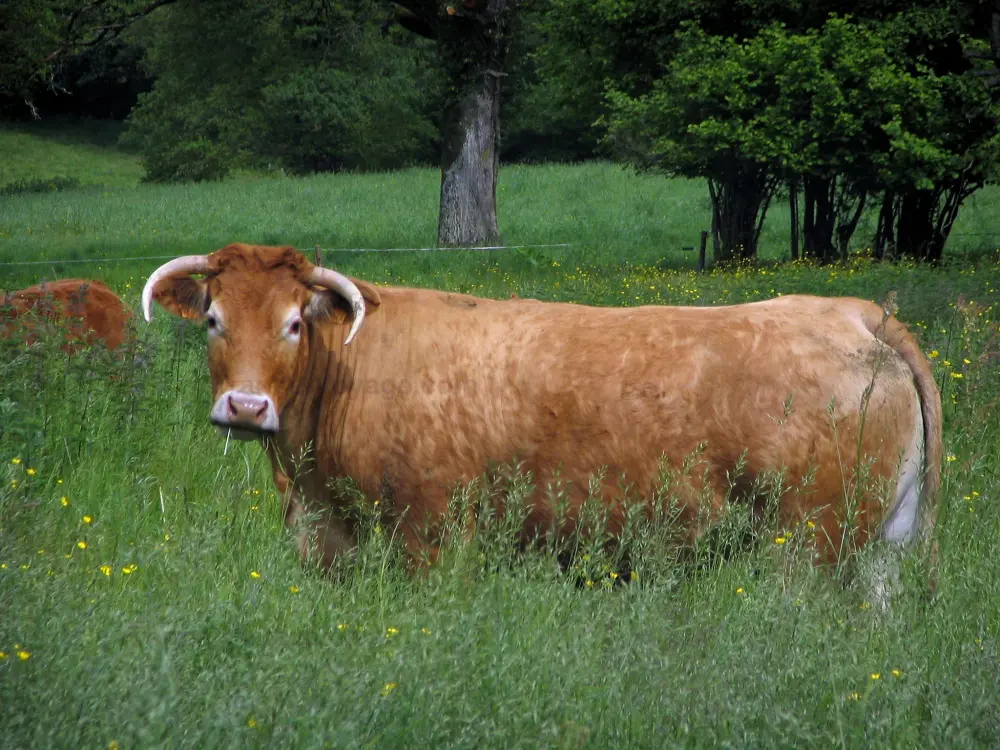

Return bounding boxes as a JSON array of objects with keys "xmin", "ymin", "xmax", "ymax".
[{"xmin": 212, "ymin": 421, "xmax": 275, "ymax": 442}]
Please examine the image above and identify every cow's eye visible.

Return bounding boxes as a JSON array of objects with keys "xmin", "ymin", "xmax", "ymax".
[
  {"xmin": 206, "ymin": 315, "xmax": 218, "ymax": 331},
  {"xmin": 288, "ymin": 319, "xmax": 302, "ymax": 337}
]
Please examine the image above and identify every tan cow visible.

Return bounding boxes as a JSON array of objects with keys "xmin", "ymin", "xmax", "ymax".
[
  {"xmin": 142, "ymin": 243, "xmax": 942, "ymax": 583},
  {"xmin": 2, "ymin": 279, "xmax": 131, "ymax": 352}
]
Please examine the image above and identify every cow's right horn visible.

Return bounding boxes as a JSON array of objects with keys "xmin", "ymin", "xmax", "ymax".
[
  {"xmin": 308, "ymin": 266, "xmax": 366, "ymax": 346},
  {"xmin": 142, "ymin": 255, "xmax": 212, "ymax": 322}
]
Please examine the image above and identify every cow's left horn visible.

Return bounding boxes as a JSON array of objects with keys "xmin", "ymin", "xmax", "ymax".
[
  {"xmin": 308, "ymin": 266, "xmax": 366, "ymax": 345},
  {"xmin": 141, "ymin": 255, "xmax": 212, "ymax": 322}
]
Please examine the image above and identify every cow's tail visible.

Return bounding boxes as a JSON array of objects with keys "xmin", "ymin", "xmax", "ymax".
[{"xmin": 860, "ymin": 301, "xmax": 943, "ymax": 556}]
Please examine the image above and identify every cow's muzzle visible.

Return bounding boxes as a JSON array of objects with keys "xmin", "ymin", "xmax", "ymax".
[{"xmin": 210, "ymin": 390, "xmax": 279, "ymax": 439}]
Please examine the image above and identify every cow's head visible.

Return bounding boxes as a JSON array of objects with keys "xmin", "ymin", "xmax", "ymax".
[{"xmin": 141, "ymin": 243, "xmax": 379, "ymax": 440}]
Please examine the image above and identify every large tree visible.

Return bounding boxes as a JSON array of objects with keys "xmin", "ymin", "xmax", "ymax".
[
  {"xmin": 545, "ymin": 0, "xmax": 999, "ymax": 265},
  {"xmin": 389, "ymin": 1, "xmax": 516, "ymax": 246}
]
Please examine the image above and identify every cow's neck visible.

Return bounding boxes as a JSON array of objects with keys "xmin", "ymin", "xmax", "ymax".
[{"xmin": 275, "ymin": 313, "xmax": 381, "ymax": 479}]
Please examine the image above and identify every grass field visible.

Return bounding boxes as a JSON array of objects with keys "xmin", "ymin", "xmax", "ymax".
[{"xmin": 2, "ymin": 122, "xmax": 1000, "ymax": 748}]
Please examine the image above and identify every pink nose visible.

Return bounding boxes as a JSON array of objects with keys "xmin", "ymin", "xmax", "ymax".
[
  {"xmin": 228, "ymin": 394, "xmax": 269, "ymax": 424},
  {"xmin": 210, "ymin": 390, "xmax": 279, "ymax": 434}
]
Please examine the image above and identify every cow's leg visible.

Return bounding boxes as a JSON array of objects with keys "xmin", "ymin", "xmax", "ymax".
[
  {"xmin": 393, "ymin": 481, "xmax": 475, "ymax": 572},
  {"xmin": 267, "ymin": 450, "xmax": 354, "ymax": 572},
  {"xmin": 672, "ymin": 477, "xmax": 728, "ymax": 550}
]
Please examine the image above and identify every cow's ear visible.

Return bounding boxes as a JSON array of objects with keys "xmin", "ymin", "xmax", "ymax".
[
  {"xmin": 153, "ymin": 276, "xmax": 208, "ymax": 321},
  {"xmin": 305, "ymin": 277, "xmax": 381, "ymax": 323}
]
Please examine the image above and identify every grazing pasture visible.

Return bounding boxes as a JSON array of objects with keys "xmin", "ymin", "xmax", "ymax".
[{"xmin": 1, "ymin": 129, "xmax": 999, "ymax": 748}]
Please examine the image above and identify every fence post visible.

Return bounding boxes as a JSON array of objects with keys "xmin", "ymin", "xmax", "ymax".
[
  {"xmin": 315, "ymin": 245, "xmax": 323, "ymax": 267},
  {"xmin": 698, "ymin": 231, "xmax": 708, "ymax": 273}
]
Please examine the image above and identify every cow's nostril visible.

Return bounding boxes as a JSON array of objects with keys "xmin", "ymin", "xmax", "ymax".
[{"xmin": 213, "ymin": 391, "xmax": 276, "ymax": 434}]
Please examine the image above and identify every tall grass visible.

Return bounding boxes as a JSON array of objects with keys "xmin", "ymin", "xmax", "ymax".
[
  {"xmin": 2, "ymin": 258, "xmax": 998, "ymax": 748},
  {"xmin": 1, "ymin": 126, "xmax": 1000, "ymax": 748}
]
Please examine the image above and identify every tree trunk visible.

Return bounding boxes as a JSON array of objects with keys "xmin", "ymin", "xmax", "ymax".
[
  {"xmin": 803, "ymin": 176, "xmax": 867, "ymax": 264},
  {"xmin": 836, "ymin": 189, "xmax": 866, "ymax": 262},
  {"xmin": 707, "ymin": 172, "xmax": 774, "ymax": 264},
  {"xmin": 788, "ymin": 180, "xmax": 799, "ymax": 262},
  {"xmin": 802, "ymin": 175, "xmax": 835, "ymax": 263},
  {"xmin": 435, "ymin": 0, "xmax": 511, "ymax": 247},
  {"xmin": 873, "ymin": 191, "xmax": 895, "ymax": 261},
  {"xmin": 803, "ymin": 182, "xmax": 816, "ymax": 261},
  {"xmin": 896, "ymin": 190, "xmax": 940, "ymax": 262},
  {"xmin": 892, "ymin": 164, "xmax": 981, "ymax": 263},
  {"xmin": 438, "ymin": 71, "xmax": 503, "ymax": 246}
]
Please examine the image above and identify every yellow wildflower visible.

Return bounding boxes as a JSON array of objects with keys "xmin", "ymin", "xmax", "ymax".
[
  {"xmin": 943, "ymin": 360, "xmax": 952, "ymax": 367},
  {"xmin": 26, "ymin": 468, "xmax": 36, "ymax": 476},
  {"xmin": 60, "ymin": 497, "xmax": 69, "ymax": 507},
  {"xmin": 847, "ymin": 691, "xmax": 861, "ymax": 701},
  {"xmin": 76, "ymin": 541, "xmax": 87, "ymax": 550},
  {"xmin": 385, "ymin": 627, "xmax": 399, "ymax": 637},
  {"xmin": 100, "ymin": 565, "xmax": 111, "ymax": 577},
  {"xmin": 121, "ymin": 564, "xmax": 137, "ymax": 575},
  {"xmin": 951, "ymin": 372, "xmax": 964, "ymax": 379},
  {"xmin": 11, "ymin": 457, "xmax": 21, "ymax": 465},
  {"xmin": 871, "ymin": 672, "xmax": 881, "ymax": 680},
  {"xmin": 289, "ymin": 585, "xmax": 300, "ymax": 593},
  {"xmin": 946, "ymin": 455, "xmax": 957, "ymax": 463},
  {"xmin": 420, "ymin": 627, "xmax": 432, "ymax": 635},
  {"xmin": 891, "ymin": 669, "xmax": 902, "ymax": 678},
  {"xmin": 736, "ymin": 587, "xmax": 745, "ymax": 595},
  {"xmin": 108, "ymin": 741, "xmax": 120, "ymax": 750},
  {"xmin": 82, "ymin": 515, "xmax": 93, "ymax": 524},
  {"xmin": 381, "ymin": 682, "xmax": 398, "ymax": 697},
  {"xmin": 929, "ymin": 350, "xmax": 939, "ymax": 358},
  {"xmin": 584, "ymin": 579, "xmax": 594, "ymax": 588},
  {"xmin": 250, "ymin": 571, "xmax": 260, "ymax": 579},
  {"xmin": 57, "ymin": 479, "xmax": 63, "ymax": 485},
  {"xmin": 630, "ymin": 571, "xmax": 638, "ymax": 582},
  {"xmin": 247, "ymin": 718, "xmax": 257, "ymax": 728},
  {"xmin": 337, "ymin": 623, "xmax": 348, "ymax": 632},
  {"xmin": 0, "ymin": 652, "xmax": 6, "ymax": 660},
  {"xmin": 774, "ymin": 536, "xmax": 787, "ymax": 545},
  {"xmin": 963, "ymin": 358, "xmax": 971, "ymax": 364},
  {"xmin": 250, "ymin": 505, "xmax": 258, "ymax": 512},
  {"xmin": 17, "ymin": 650, "xmax": 30, "ymax": 660}
]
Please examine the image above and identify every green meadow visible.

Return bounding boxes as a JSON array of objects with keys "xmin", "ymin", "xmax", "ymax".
[{"xmin": 1, "ymin": 123, "xmax": 1000, "ymax": 748}]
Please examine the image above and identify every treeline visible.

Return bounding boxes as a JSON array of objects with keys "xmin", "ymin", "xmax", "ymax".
[{"xmin": 3, "ymin": 0, "xmax": 999, "ymax": 262}]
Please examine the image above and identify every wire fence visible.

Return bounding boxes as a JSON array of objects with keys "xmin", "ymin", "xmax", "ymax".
[{"xmin": 2, "ymin": 231, "xmax": 999, "ymax": 270}]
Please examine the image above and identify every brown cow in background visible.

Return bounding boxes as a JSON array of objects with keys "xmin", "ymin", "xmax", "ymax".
[{"xmin": 1, "ymin": 279, "xmax": 131, "ymax": 352}]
